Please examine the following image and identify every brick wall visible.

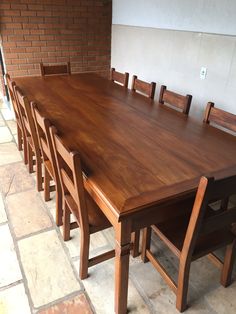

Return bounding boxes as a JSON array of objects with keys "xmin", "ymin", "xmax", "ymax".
[{"xmin": 0, "ymin": 0, "xmax": 112, "ymax": 80}]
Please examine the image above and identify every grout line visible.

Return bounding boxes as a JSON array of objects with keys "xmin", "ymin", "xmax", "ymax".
[
  {"xmin": 37, "ymin": 194, "xmax": 97, "ymax": 313},
  {"xmin": 0, "ymin": 107, "xmax": 97, "ymax": 312},
  {"xmin": 0, "ymin": 279, "xmax": 24, "ymax": 293},
  {"xmin": 0, "ymin": 221, "xmax": 8, "ymax": 227},
  {"xmin": 16, "ymin": 226, "xmax": 55, "ymax": 242},
  {"xmin": 33, "ymin": 290, "xmax": 85, "ymax": 313},
  {"xmin": 3, "ymin": 193, "xmax": 36, "ymax": 314}
]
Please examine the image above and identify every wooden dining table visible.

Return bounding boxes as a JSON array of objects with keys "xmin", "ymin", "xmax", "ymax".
[{"xmin": 15, "ymin": 73, "xmax": 236, "ymax": 313}]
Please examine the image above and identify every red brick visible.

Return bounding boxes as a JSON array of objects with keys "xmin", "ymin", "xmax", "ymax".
[
  {"xmin": 1, "ymin": 0, "xmax": 111, "ymax": 78},
  {"xmin": 21, "ymin": 10, "xmax": 37, "ymax": 17}
]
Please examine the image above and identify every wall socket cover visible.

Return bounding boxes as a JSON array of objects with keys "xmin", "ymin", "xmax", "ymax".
[{"xmin": 200, "ymin": 67, "xmax": 207, "ymax": 80}]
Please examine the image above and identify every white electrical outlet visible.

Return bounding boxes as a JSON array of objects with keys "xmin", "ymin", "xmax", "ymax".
[{"xmin": 200, "ymin": 67, "xmax": 207, "ymax": 80}]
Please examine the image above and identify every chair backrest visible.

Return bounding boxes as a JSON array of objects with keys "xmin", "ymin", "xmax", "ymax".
[
  {"xmin": 159, "ymin": 85, "xmax": 192, "ymax": 115},
  {"xmin": 40, "ymin": 62, "xmax": 71, "ymax": 76},
  {"xmin": 14, "ymin": 86, "xmax": 40, "ymax": 152},
  {"xmin": 31, "ymin": 102, "xmax": 62, "ymax": 194},
  {"xmin": 110, "ymin": 68, "xmax": 129, "ymax": 88},
  {"xmin": 5, "ymin": 74, "xmax": 21, "ymax": 121},
  {"xmin": 50, "ymin": 126, "xmax": 88, "ymax": 228},
  {"xmin": 203, "ymin": 102, "xmax": 236, "ymax": 133},
  {"xmin": 131, "ymin": 75, "xmax": 156, "ymax": 99},
  {"xmin": 182, "ymin": 175, "xmax": 236, "ymax": 258}
]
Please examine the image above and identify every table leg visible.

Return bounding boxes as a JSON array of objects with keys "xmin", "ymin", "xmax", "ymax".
[{"xmin": 114, "ymin": 221, "xmax": 132, "ymax": 314}]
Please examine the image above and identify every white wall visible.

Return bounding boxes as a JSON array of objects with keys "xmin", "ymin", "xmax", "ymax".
[
  {"xmin": 113, "ymin": 0, "xmax": 236, "ymax": 36},
  {"xmin": 111, "ymin": 2, "xmax": 236, "ymax": 117}
]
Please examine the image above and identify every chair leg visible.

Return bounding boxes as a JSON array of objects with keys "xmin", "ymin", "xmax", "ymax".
[
  {"xmin": 55, "ymin": 187, "xmax": 63, "ymax": 227},
  {"xmin": 35, "ymin": 155, "xmax": 43, "ymax": 192},
  {"xmin": 176, "ymin": 258, "xmax": 191, "ymax": 312},
  {"xmin": 17, "ymin": 125, "xmax": 23, "ymax": 151},
  {"xmin": 28, "ymin": 144, "xmax": 34, "ymax": 173},
  {"xmin": 79, "ymin": 230, "xmax": 90, "ymax": 280},
  {"xmin": 63, "ymin": 202, "xmax": 71, "ymax": 241},
  {"xmin": 131, "ymin": 230, "xmax": 140, "ymax": 257},
  {"xmin": 221, "ymin": 239, "xmax": 236, "ymax": 287},
  {"xmin": 141, "ymin": 227, "xmax": 151, "ymax": 263},
  {"xmin": 23, "ymin": 136, "xmax": 28, "ymax": 165},
  {"xmin": 44, "ymin": 166, "xmax": 50, "ymax": 202}
]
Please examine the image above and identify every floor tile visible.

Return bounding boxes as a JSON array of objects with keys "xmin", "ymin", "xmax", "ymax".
[
  {"xmin": 0, "ymin": 162, "xmax": 35, "ymax": 196},
  {"xmin": 6, "ymin": 190, "xmax": 52, "ymax": 238},
  {"xmin": 6, "ymin": 120, "xmax": 17, "ymax": 135},
  {"xmin": 0, "ymin": 126, "xmax": 12, "ymax": 143},
  {"xmin": 0, "ymin": 99, "xmax": 8, "ymax": 109},
  {"xmin": 0, "ymin": 224, "xmax": 22, "ymax": 288},
  {"xmin": 63, "ymin": 226, "xmax": 113, "ymax": 259},
  {"xmin": 0, "ymin": 143, "xmax": 22, "ymax": 166},
  {"xmin": 38, "ymin": 293, "xmax": 92, "ymax": 314},
  {"xmin": 0, "ymin": 284, "xmax": 31, "ymax": 314},
  {"xmin": 0, "ymin": 108, "xmax": 14, "ymax": 121},
  {"xmin": 75, "ymin": 259, "xmax": 150, "ymax": 314},
  {"xmin": 0, "ymin": 117, "xmax": 5, "ymax": 127},
  {"xmin": 18, "ymin": 230, "xmax": 81, "ymax": 308},
  {"xmin": 0, "ymin": 193, "xmax": 7, "ymax": 224},
  {"xmin": 204, "ymin": 281, "xmax": 236, "ymax": 314}
]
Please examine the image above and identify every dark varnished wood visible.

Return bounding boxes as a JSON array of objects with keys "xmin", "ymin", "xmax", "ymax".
[
  {"xmin": 40, "ymin": 62, "xmax": 71, "ymax": 76},
  {"xmin": 142, "ymin": 175, "xmax": 236, "ymax": 312},
  {"xmin": 50, "ymin": 125, "xmax": 114, "ymax": 279},
  {"xmin": 131, "ymin": 75, "xmax": 156, "ymax": 99},
  {"xmin": 31, "ymin": 103, "xmax": 63, "ymax": 226},
  {"xmin": 14, "ymin": 74, "xmax": 236, "ymax": 219},
  {"xmin": 14, "ymin": 73, "xmax": 236, "ymax": 314},
  {"xmin": 110, "ymin": 68, "xmax": 129, "ymax": 88},
  {"xmin": 159, "ymin": 85, "xmax": 192, "ymax": 115},
  {"xmin": 203, "ymin": 102, "xmax": 236, "ymax": 133},
  {"xmin": 5, "ymin": 74, "xmax": 27, "ymax": 162}
]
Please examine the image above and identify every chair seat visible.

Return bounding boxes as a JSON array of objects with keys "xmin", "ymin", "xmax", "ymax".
[
  {"xmin": 65, "ymin": 192, "xmax": 111, "ymax": 233},
  {"xmin": 153, "ymin": 208, "xmax": 235, "ymax": 260}
]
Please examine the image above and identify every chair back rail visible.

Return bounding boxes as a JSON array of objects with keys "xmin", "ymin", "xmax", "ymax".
[
  {"xmin": 131, "ymin": 75, "xmax": 156, "ymax": 99},
  {"xmin": 14, "ymin": 86, "xmax": 38, "ymax": 146},
  {"xmin": 110, "ymin": 68, "xmax": 129, "ymax": 88},
  {"xmin": 203, "ymin": 102, "xmax": 236, "ymax": 133},
  {"xmin": 50, "ymin": 126, "xmax": 88, "ymax": 227},
  {"xmin": 183, "ymin": 175, "xmax": 236, "ymax": 257},
  {"xmin": 40, "ymin": 62, "xmax": 71, "ymax": 76},
  {"xmin": 159, "ymin": 85, "xmax": 192, "ymax": 115}
]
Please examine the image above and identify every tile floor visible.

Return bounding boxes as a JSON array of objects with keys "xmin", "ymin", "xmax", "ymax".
[{"xmin": 0, "ymin": 97, "xmax": 236, "ymax": 314}]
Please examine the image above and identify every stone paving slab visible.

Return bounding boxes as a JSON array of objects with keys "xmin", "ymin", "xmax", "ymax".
[
  {"xmin": 0, "ymin": 284, "xmax": 31, "ymax": 314},
  {"xmin": 37, "ymin": 293, "xmax": 93, "ymax": 314},
  {"xmin": 0, "ymin": 224, "xmax": 22, "ymax": 288},
  {"xmin": 18, "ymin": 230, "xmax": 81, "ymax": 308},
  {"xmin": 6, "ymin": 120, "xmax": 17, "ymax": 135},
  {"xmin": 6, "ymin": 190, "xmax": 52, "ymax": 238},
  {"xmin": 75, "ymin": 259, "xmax": 150, "ymax": 314},
  {"xmin": 0, "ymin": 162, "xmax": 35, "ymax": 196},
  {"xmin": 0, "ymin": 193, "xmax": 7, "ymax": 224},
  {"xmin": 0, "ymin": 126, "xmax": 13, "ymax": 144},
  {"xmin": 0, "ymin": 143, "xmax": 22, "ymax": 166}
]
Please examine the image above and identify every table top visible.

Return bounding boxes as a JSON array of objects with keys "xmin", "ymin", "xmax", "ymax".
[{"xmin": 15, "ymin": 73, "xmax": 236, "ymax": 220}]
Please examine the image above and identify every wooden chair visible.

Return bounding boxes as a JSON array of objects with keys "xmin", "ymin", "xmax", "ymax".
[
  {"xmin": 159, "ymin": 85, "xmax": 192, "ymax": 115},
  {"xmin": 5, "ymin": 74, "xmax": 27, "ymax": 164},
  {"xmin": 110, "ymin": 68, "xmax": 129, "ymax": 88},
  {"xmin": 31, "ymin": 102, "xmax": 62, "ymax": 226},
  {"xmin": 40, "ymin": 62, "xmax": 71, "ymax": 76},
  {"xmin": 203, "ymin": 102, "xmax": 236, "ymax": 133},
  {"xmin": 50, "ymin": 125, "xmax": 115, "ymax": 279},
  {"xmin": 14, "ymin": 86, "xmax": 43, "ymax": 192},
  {"xmin": 203, "ymin": 102, "xmax": 236, "ymax": 233},
  {"xmin": 142, "ymin": 175, "xmax": 236, "ymax": 312},
  {"xmin": 131, "ymin": 75, "xmax": 156, "ymax": 99}
]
